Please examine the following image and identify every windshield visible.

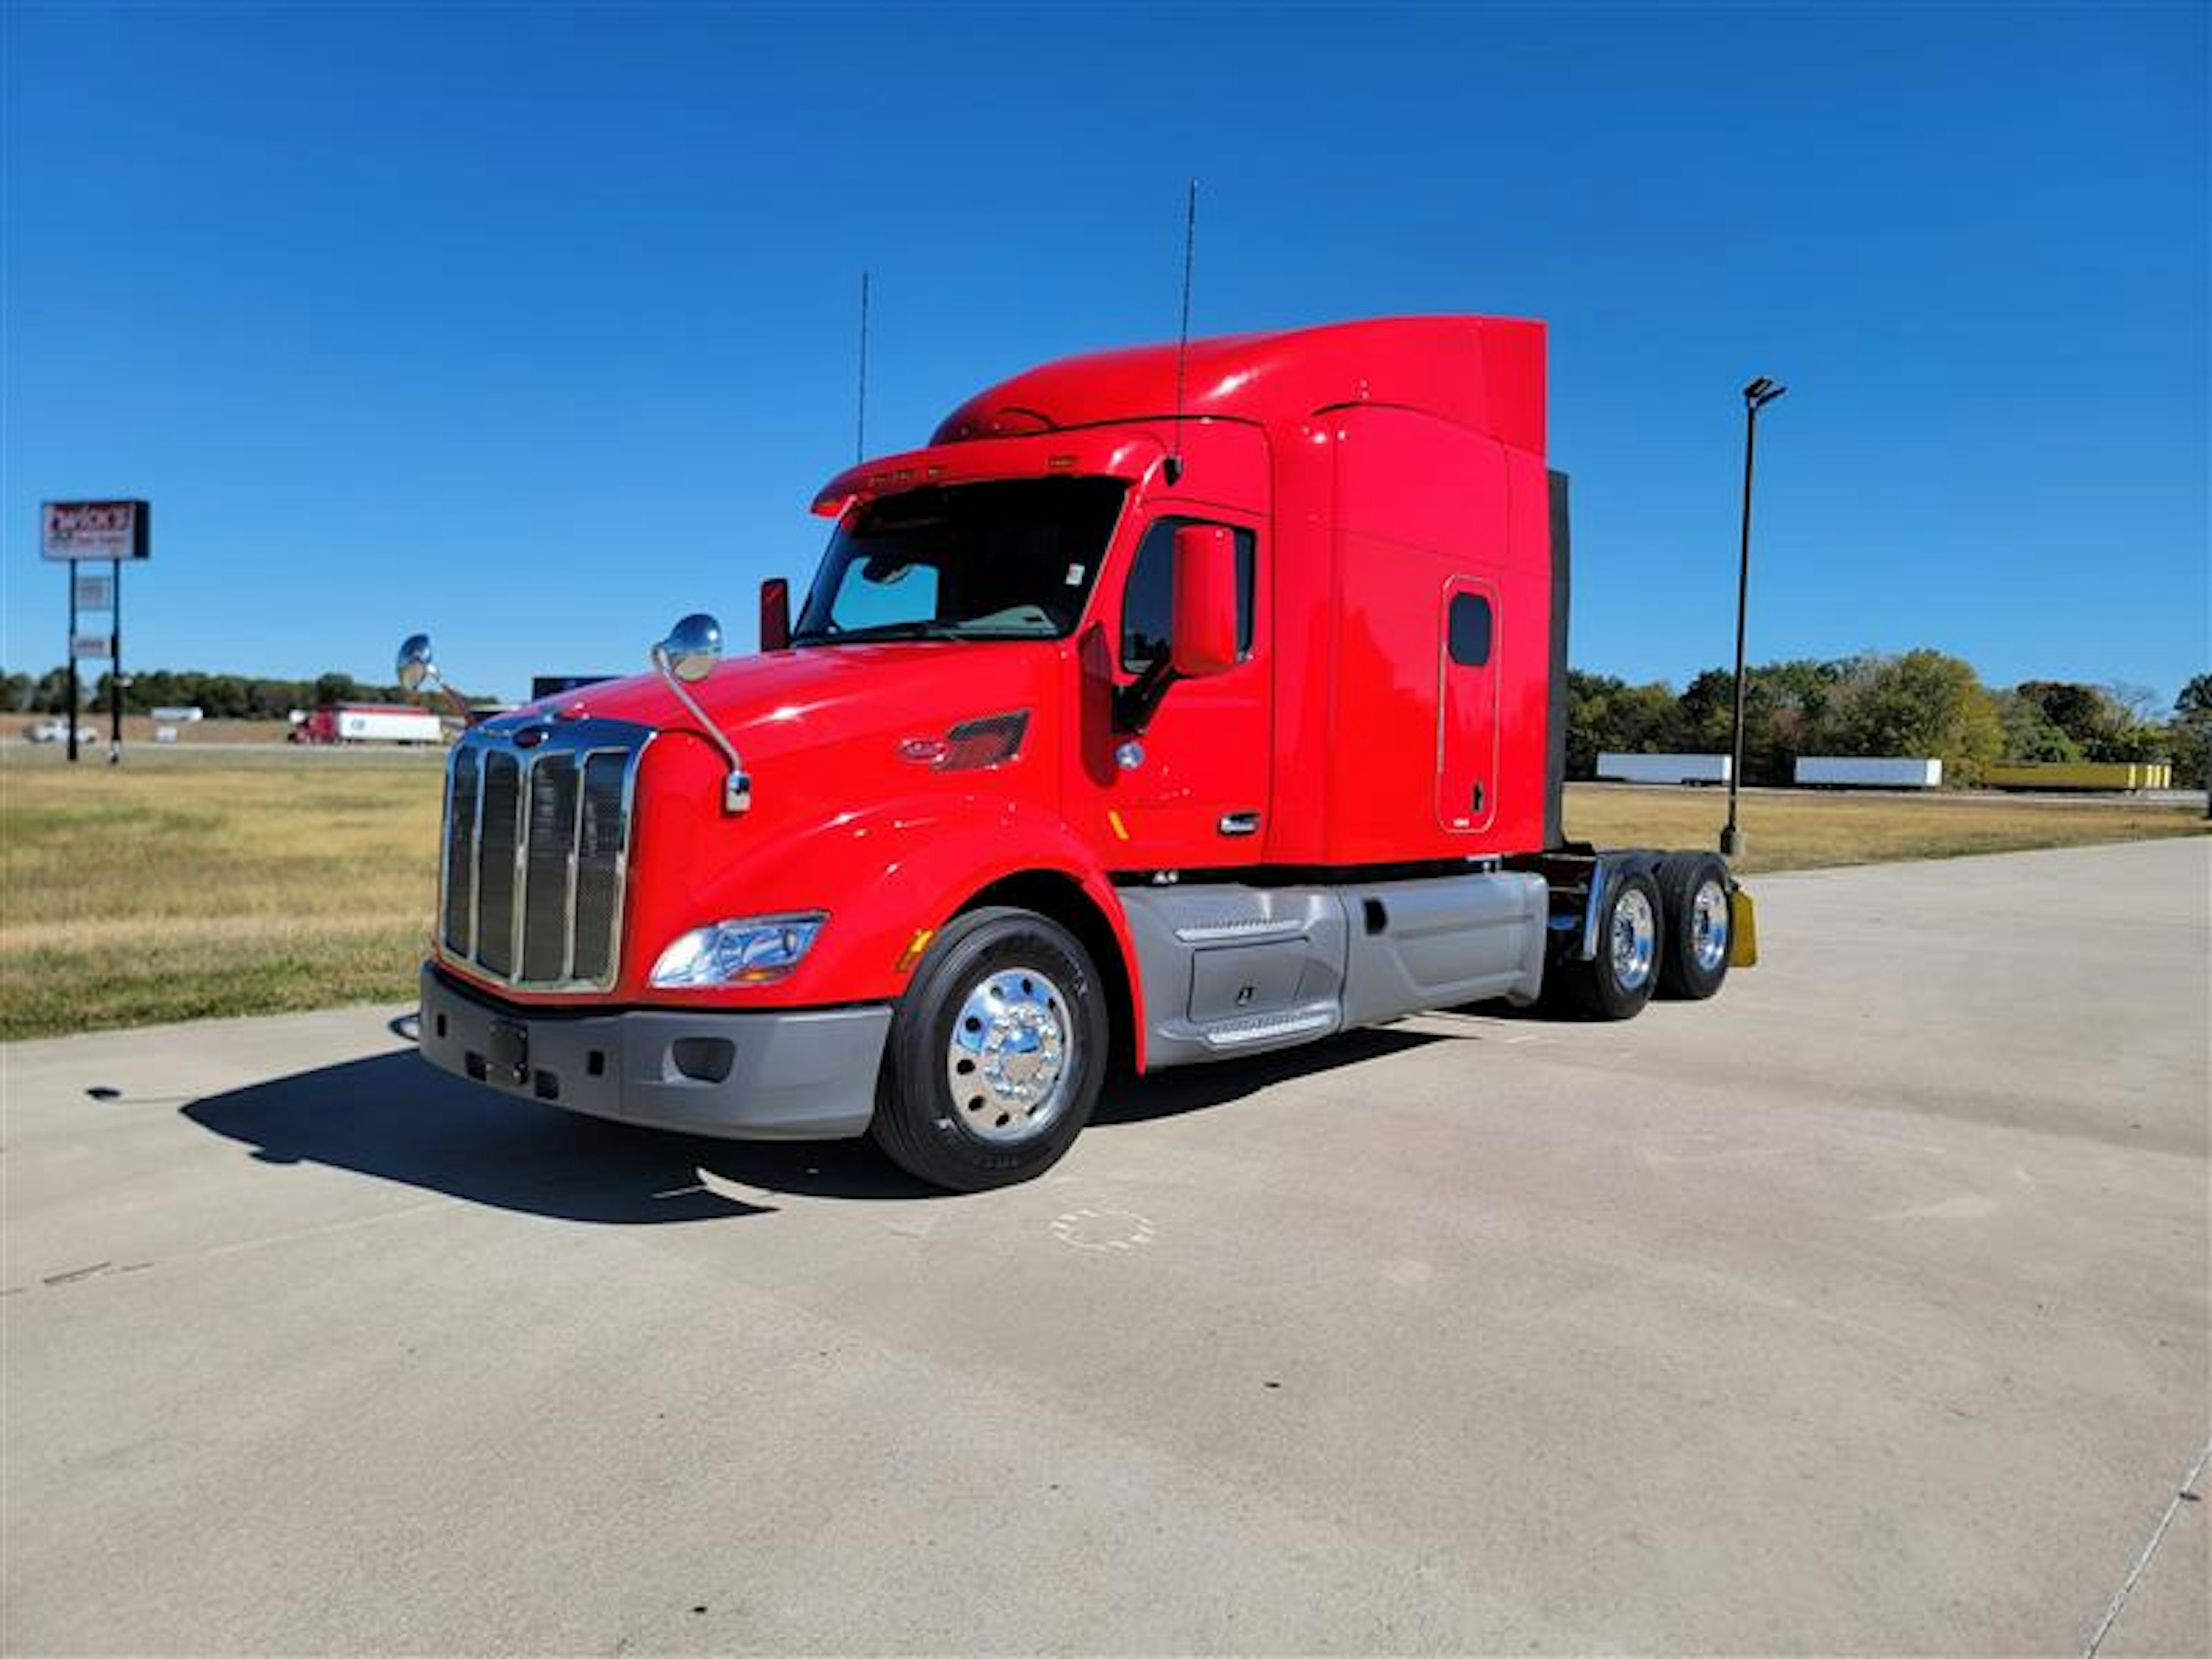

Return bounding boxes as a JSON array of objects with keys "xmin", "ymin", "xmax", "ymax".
[{"xmin": 792, "ymin": 477, "xmax": 1127, "ymax": 645}]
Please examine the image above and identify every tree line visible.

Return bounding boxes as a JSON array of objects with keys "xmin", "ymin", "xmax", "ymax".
[
  {"xmin": 2, "ymin": 666, "xmax": 434, "ymax": 722},
  {"xmin": 1570, "ymin": 652, "xmax": 2211, "ymax": 788},
  {"xmin": 6, "ymin": 652, "xmax": 2207, "ymax": 789}
]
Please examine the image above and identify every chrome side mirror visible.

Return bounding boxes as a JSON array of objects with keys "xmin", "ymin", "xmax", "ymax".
[
  {"xmin": 649, "ymin": 612, "xmax": 749, "ymax": 814},
  {"xmin": 657, "ymin": 613, "xmax": 724, "ymax": 684},
  {"xmin": 395, "ymin": 631, "xmax": 471, "ymax": 722},
  {"xmin": 396, "ymin": 632, "xmax": 437, "ymax": 692}
]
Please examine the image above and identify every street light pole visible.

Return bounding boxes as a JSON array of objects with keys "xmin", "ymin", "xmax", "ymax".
[{"xmin": 1721, "ymin": 375, "xmax": 1785, "ymax": 860}]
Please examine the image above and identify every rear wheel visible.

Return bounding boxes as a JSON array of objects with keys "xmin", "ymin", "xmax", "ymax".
[
  {"xmin": 870, "ymin": 906, "xmax": 1107, "ymax": 1192},
  {"xmin": 1655, "ymin": 852, "xmax": 1732, "ymax": 1000},
  {"xmin": 1558, "ymin": 868, "xmax": 1664, "ymax": 1020}
]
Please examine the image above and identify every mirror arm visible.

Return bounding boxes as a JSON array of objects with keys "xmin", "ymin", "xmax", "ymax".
[
  {"xmin": 650, "ymin": 643, "xmax": 751, "ymax": 814},
  {"xmin": 1112, "ymin": 657, "xmax": 1180, "ymax": 735},
  {"xmin": 396, "ymin": 633, "xmax": 473, "ymax": 724},
  {"xmin": 428, "ymin": 679, "xmax": 472, "ymax": 722}
]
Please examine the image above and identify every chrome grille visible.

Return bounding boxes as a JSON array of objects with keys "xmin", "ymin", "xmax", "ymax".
[{"xmin": 439, "ymin": 718, "xmax": 652, "ymax": 991}]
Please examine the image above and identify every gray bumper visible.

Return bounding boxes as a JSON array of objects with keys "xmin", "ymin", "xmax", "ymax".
[{"xmin": 417, "ymin": 965, "xmax": 890, "ymax": 1141}]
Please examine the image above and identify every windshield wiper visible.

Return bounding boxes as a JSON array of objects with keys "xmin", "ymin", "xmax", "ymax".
[{"xmin": 789, "ymin": 619, "xmax": 967, "ymax": 646}]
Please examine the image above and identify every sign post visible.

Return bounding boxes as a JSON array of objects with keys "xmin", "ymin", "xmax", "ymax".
[
  {"xmin": 40, "ymin": 501, "xmax": 150, "ymax": 765},
  {"xmin": 66, "ymin": 562, "xmax": 79, "ymax": 762},
  {"xmin": 109, "ymin": 557, "xmax": 123, "ymax": 763}
]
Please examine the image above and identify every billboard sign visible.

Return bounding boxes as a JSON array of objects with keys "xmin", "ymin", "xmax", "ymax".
[
  {"xmin": 71, "ymin": 632, "xmax": 112, "ymax": 660},
  {"xmin": 74, "ymin": 573, "xmax": 113, "ymax": 609},
  {"xmin": 42, "ymin": 501, "xmax": 150, "ymax": 562}
]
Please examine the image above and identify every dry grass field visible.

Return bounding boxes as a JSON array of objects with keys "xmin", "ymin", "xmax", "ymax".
[
  {"xmin": 1, "ymin": 748, "xmax": 2203, "ymax": 1041},
  {"xmin": 1566, "ymin": 783, "xmax": 2208, "ymax": 872},
  {"xmin": 2, "ymin": 747, "xmax": 441, "ymax": 1040}
]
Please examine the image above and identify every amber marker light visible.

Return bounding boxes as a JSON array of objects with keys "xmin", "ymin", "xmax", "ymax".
[{"xmin": 895, "ymin": 929, "xmax": 936, "ymax": 974}]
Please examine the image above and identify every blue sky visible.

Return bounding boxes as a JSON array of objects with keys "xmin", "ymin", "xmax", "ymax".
[{"xmin": 5, "ymin": 2, "xmax": 2205, "ymax": 706}]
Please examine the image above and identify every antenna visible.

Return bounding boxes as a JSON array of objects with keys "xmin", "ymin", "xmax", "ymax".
[
  {"xmin": 1167, "ymin": 179, "xmax": 1197, "ymax": 485},
  {"xmin": 855, "ymin": 269, "xmax": 871, "ymax": 464}
]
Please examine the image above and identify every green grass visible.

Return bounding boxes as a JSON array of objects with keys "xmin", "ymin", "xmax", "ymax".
[{"xmin": 1, "ymin": 745, "xmax": 2203, "ymax": 1041}]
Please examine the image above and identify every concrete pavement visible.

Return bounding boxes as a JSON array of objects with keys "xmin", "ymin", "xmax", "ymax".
[{"xmin": 4, "ymin": 838, "xmax": 2206, "ymax": 1654}]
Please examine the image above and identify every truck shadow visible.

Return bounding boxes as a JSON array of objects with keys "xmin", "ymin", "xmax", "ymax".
[
  {"xmin": 1091, "ymin": 1025, "xmax": 1445, "ymax": 1125},
  {"xmin": 179, "ymin": 1023, "xmax": 1467, "ymax": 1222}
]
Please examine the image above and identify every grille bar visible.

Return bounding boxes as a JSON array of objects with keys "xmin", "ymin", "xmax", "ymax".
[
  {"xmin": 437, "ymin": 719, "xmax": 652, "ymax": 992},
  {"xmin": 441, "ymin": 748, "xmax": 479, "ymax": 955},
  {"xmin": 521, "ymin": 755, "xmax": 579, "ymax": 982},
  {"xmin": 478, "ymin": 751, "xmax": 520, "ymax": 978},
  {"xmin": 573, "ymin": 751, "xmax": 630, "ymax": 985}
]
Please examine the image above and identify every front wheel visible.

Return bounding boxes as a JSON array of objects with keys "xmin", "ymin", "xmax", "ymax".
[{"xmin": 870, "ymin": 906, "xmax": 1108, "ymax": 1192}]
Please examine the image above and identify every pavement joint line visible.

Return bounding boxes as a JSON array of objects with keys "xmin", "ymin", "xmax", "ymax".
[
  {"xmin": 2079, "ymin": 1433, "xmax": 2212, "ymax": 1658},
  {"xmin": 14, "ymin": 1195, "xmax": 460, "ymax": 1288}
]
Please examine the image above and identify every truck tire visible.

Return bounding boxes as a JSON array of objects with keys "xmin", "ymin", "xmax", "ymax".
[
  {"xmin": 1559, "ymin": 868, "xmax": 1664, "ymax": 1020},
  {"xmin": 1655, "ymin": 852, "xmax": 1732, "ymax": 1001},
  {"xmin": 870, "ymin": 906, "xmax": 1108, "ymax": 1192}
]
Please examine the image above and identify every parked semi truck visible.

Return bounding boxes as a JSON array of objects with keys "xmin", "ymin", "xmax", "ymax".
[
  {"xmin": 406, "ymin": 316, "xmax": 1752, "ymax": 1190},
  {"xmin": 290, "ymin": 703, "xmax": 444, "ymax": 745}
]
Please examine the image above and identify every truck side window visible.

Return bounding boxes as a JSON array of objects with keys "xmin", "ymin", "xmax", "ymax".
[
  {"xmin": 1121, "ymin": 518, "xmax": 1257, "ymax": 672},
  {"xmin": 1448, "ymin": 592, "xmax": 1493, "ymax": 666}
]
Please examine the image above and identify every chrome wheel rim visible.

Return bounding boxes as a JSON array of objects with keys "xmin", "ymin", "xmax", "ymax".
[
  {"xmin": 1611, "ymin": 888, "xmax": 1657, "ymax": 991},
  {"xmin": 1690, "ymin": 878, "xmax": 1730, "ymax": 974},
  {"xmin": 945, "ymin": 967, "xmax": 1075, "ymax": 1144}
]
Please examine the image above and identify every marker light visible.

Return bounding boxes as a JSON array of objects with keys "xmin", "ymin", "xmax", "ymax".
[{"xmin": 650, "ymin": 913, "xmax": 827, "ymax": 988}]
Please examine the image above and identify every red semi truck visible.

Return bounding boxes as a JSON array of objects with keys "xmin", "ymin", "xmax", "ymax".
[
  {"xmin": 290, "ymin": 703, "xmax": 444, "ymax": 745},
  {"xmin": 407, "ymin": 316, "xmax": 1751, "ymax": 1190}
]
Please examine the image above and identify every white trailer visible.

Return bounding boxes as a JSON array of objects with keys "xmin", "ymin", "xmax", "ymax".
[
  {"xmin": 336, "ymin": 707, "xmax": 442, "ymax": 744},
  {"xmin": 1794, "ymin": 756, "xmax": 1943, "ymax": 789},
  {"xmin": 1596, "ymin": 752, "xmax": 1732, "ymax": 785}
]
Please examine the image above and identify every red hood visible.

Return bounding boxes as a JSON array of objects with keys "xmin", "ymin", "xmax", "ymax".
[{"xmin": 512, "ymin": 641, "xmax": 1057, "ymax": 766}]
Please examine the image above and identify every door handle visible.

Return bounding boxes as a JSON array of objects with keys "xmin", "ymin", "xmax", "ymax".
[{"xmin": 1218, "ymin": 812, "xmax": 1261, "ymax": 837}]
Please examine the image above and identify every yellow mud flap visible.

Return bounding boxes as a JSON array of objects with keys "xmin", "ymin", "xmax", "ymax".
[{"xmin": 1729, "ymin": 885, "xmax": 1759, "ymax": 968}]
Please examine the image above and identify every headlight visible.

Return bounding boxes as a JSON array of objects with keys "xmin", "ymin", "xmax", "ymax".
[{"xmin": 649, "ymin": 912, "xmax": 827, "ymax": 988}]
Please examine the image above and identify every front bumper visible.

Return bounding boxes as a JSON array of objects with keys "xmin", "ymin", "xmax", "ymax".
[{"xmin": 417, "ymin": 965, "xmax": 891, "ymax": 1140}]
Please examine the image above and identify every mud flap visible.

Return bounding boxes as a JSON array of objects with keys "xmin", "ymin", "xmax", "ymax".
[{"xmin": 1729, "ymin": 887, "xmax": 1760, "ymax": 968}]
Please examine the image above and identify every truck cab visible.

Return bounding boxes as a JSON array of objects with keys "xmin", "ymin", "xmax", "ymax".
[{"xmin": 412, "ymin": 317, "xmax": 1745, "ymax": 1189}]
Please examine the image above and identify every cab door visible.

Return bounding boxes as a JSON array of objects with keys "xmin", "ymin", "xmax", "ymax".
[
  {"xmin": 1093, "ymin": 510, "xmax": 1270, "ymax": 868},
  {"xmin": 1436, "ymin": 577, "xmax": 1498, "ymax": 834}
]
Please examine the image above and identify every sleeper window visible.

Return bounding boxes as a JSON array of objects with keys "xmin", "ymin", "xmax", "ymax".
[{"xmin": 1448, "ymin": 592, "xmax": 1493, "ymax": 667}]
